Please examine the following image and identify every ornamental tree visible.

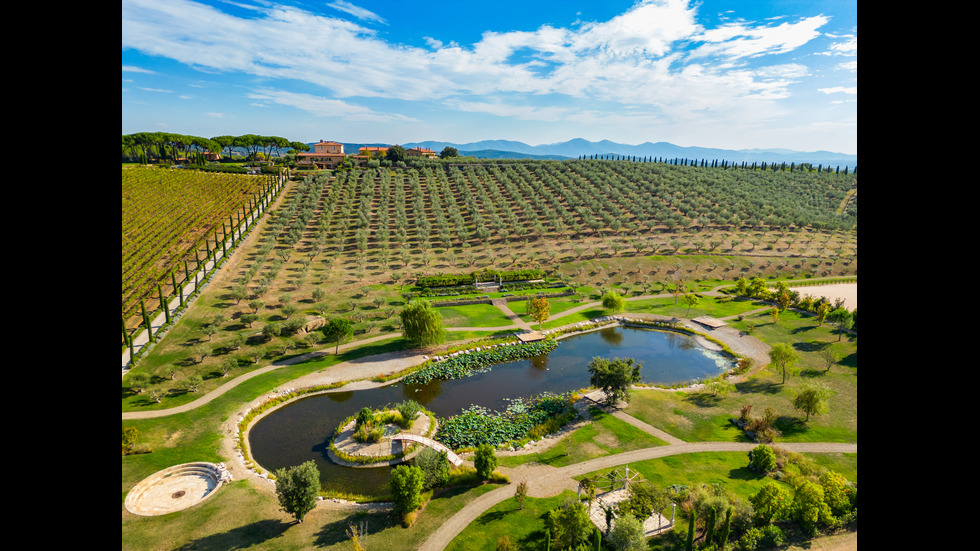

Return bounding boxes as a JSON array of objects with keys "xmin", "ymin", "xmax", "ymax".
[
  {"xmin": 602, "ymin": 290, "xmax": 626, "ymax": 313},
  {"xmin": 474, "ymin": 443, "xmax": 497, "ymax": 482},
  {"xmin": 528, "ymin": 296, "xmax": 551, "ymax": 329},
  {"xmin": 400, "ymin": 299, "xmax": 445, "ymax": 347},
  {"xmin": 750, "ymin": 481, "xmax": 790, "ymax": 525},
  {"xmin": 767, "ymin": 343, "xmax": 798, "ymax": 384},
  {"xmin": 274, "ymin": 461, "xmax": 321, "ymax": 523},
  {"xmin": 589, "ymin": 357, "xmax": 643, "ymax": 406},
  {"xmin": 389, "ymin": 464, "xmax": 425, "ymax": 515},
  {"xmin": 792, "ymin": 382, "xmax": 832, "ymax": 422}
]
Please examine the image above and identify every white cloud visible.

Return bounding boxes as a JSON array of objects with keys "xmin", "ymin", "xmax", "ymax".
[
  {"xmin": 326, "ymin": 1, "xmax": 386, "ymax": 24},
  {"xmin": 448, "ymin": 99, "xmax": 568, "ymax": 122},
  {"xmin": 123, "ymin": 65, "xmax": 156, "ymax": 74},
  {"xmin": 690, "ymin": 15, "xmax": 829, "ymax": 60},
  {"xmin": 139, "ymin": 87, "xmax": 174, "ymax": 93},
  {"xmin": 818, "ymin": 87, "xmax": 857, "ymax": 95},
  {"xmin": 247, "ymin": 89, "xmax": 419, "ymax": 122}
]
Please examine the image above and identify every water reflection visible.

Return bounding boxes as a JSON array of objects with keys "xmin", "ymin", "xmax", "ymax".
[{"xmin": 598, "ymin": 327, "xmax": 624, "ymax": 346}]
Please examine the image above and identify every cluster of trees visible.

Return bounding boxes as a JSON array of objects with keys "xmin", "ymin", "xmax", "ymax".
[
  {"xmin": 747, "ymin": 445, "xmax": 857, "ymax": 539},
  {"xmin": 576, "ymin": 154, "xmax": 854, "ymax": 175},
  {"xmin": 122, "ymin": 132, "xmax": 309, "ymax": 164},
  {"xmin": 390, "ymin": 443, "xmax": 498, "ymax": 527},
  {"xmin": 735, "ymin": 278, "xmax": 856, "ymax": 338}
]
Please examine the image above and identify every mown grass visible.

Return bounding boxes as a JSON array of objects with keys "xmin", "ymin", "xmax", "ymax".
[
  {"xmin": 444, "ymin": 491, "xmax": 576, "ymax": 551},
  {"xmin": 435, "ymin": 303, "xmax": 516, "ymax": 327},
  {"xmin": 624, "ymin": 308, "xmax": 857, "ymax": 445},
  {"xmin": 497, "ymin": 407, "xmax": 667, "ymax": 469}
]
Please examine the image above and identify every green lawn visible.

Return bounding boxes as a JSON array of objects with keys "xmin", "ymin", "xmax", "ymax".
[
  {"xmin": 624, "ymin": 308, "xmax": 857, "ymax": 445},
  {"xmin": 444, "ymin": 491, "xmax": 576, "ymax": 551},
  {"xmin": 497, "ymin": 407, "xmax": 668, "ymax": 469},
  {"xmin": 435, "ymin": 303, "xmax": 516, "ymax": 327}
]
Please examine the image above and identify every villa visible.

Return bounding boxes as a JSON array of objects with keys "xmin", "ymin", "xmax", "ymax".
[{"xmin": 297, "ymin": 140, "xmax": 345, "ymax": 169}]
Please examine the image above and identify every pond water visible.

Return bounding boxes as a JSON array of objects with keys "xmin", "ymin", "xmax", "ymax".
[{"xmin": 248, "ymin": 326, "xmax": 733, "ymax": 497}]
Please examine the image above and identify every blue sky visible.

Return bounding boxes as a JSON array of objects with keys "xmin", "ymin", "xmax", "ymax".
[{"xmin": 122, "ymin": 0, "xmax": 857, "ymax": 154}]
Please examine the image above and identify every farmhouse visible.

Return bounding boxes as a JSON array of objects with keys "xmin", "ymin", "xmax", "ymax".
[
  {"xmin": 407, "ymin": 147, "xmax": 438, "ymax": 158},
  {"xmin": 296, "ymin": 140, "xmax": 345, "ymax": 169}
]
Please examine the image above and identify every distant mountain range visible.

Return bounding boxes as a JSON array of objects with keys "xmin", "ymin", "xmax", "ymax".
[{"xmin": 330, "ymin": 138, "xmax": 856, "ymax": 168}]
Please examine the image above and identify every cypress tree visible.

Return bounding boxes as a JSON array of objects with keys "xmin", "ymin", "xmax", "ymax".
[
  {"xmin": 122, "ymin": 315, "xmax": 129, "ymax": 346},
  {"xmin": 141, "ymin": 299, "xmax": 154, "ymax": 343},
  {"xmin": 593, "ymin": 527, "xmax": 601, "ymax": 550},
  {"xmin": 705, "ymin": 507, "xmax": 716, "ymax": 546},
  {"xmin": 686, "ymin": 508, "xmax": 696, "ymax": 551},
  {"xmin": 719, "ymin": 508, "xmax": 732, "ymax": 549},
  {"xmin": 158, "ymin": 284, "xmax": 170, "ymax": 324}
]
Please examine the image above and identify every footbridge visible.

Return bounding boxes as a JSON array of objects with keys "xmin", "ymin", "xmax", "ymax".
[{"xmin": 388, "ymin": 435, "xmax": 464, "ymax": 466}]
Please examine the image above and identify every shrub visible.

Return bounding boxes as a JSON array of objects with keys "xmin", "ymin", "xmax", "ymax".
[
  {"xmin": 356, "ymin": 407, "xmax": 374, "ymax": 428},
  {"xmin": 389, "ymin": 465, "xmax": 425, "ymax": 516},
  {"xmin": 749, "ymin": 444, "xmax": 777, "ymax": 474},
  {"xmin": 411, "ymin": 447, "xmax": 450, "ymax": 491},
  {"xmin": 353, "ymin": 423, "xmax": 384, "ymax": 444},
  {"xmin": 395, "ymin": 400, "xmax": 422, "ymax": 427},
  {"xmin": 474, "ymin": 443, "xmax": 497, "ymax": 481}
]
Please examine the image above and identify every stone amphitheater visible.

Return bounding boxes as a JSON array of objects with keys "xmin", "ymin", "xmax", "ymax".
[{"xmin": 124, "ymin": 462, "xmax": 233, "ymax": 516}]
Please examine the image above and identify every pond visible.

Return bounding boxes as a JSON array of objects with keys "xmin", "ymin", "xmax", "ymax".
[{"xmin": 248, "ymin": 325, "xmax": 733, "ymax": 498}]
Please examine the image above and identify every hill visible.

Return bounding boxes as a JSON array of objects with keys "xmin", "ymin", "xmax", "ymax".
[{"xmin": 402, "ymin": 138, "xmax": 856, "ymax": 168}]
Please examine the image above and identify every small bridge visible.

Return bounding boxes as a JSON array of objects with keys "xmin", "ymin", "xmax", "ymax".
[{"xmin": 388, "ymin": 435, "xmax": 464, "ymax": 467}]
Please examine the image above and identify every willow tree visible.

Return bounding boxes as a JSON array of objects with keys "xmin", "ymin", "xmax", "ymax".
[{"xmin": 400, "ymin": 299, "xmax": 445, "ymax": 347}]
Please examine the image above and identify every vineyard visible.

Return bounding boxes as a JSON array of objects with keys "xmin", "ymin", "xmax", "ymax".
[{"xmin": 121, "ymin": 165, "xmax": 271, "ymax": 330}]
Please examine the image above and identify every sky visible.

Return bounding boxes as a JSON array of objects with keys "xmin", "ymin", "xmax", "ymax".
[{"xmin": 121, "ymin": 0, "xmax": 857, "ymax": 154}]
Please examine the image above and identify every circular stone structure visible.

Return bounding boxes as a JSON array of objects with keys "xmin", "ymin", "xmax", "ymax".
[{"xmin": 125, "ymin": 462, "xmax": 230, "ymax": 516}]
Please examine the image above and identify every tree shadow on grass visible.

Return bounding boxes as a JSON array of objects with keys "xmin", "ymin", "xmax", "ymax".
[
  {"xmin": 734, "ymin": 380, "xmax": 782, "ymax": 395},
  {"xmin": 313, "ymin": 510, "xmax": 391, "ymax": 548},
  {"xmin": 172, "ymin": 518, "xmax": 292, "ymax": 550},
  {"xmin": 683, "ymin": 392, "xmax": 724, "ymax": 408},
  {"xmin": 727, "ymin": 465, "xmax": 760, "ymax": 482},
  {"xmin": 773, "ymin": 416, "xmax": 809, "ymax": 439},
  {"xmin": 476, "ymin": 508, "xmax": 509, "ymax": 525}
]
